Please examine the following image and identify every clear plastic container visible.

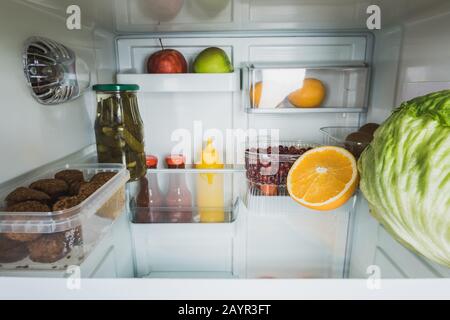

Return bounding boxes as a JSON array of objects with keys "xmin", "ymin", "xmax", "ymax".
[
  {"xmin": 0, "ymin": 164, "xmax": 129, "ymax": 270},
  {"xmin": 245, "ymin": 140, "xmax": 319, "ymax": 196},
  {"xmin": 320, "ymin": 126, "xmax": 369, "ymax": 159},
  {"xmin": 129, "ymin": 167, "xmax": 244, "ymax": 223},
  {"xmin": 244, "ymin": 63, "xmax": 369, "ymax": 110}
]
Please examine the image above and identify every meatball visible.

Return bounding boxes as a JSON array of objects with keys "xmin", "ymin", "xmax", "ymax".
[
  {"xmin": 78, "ymin": 181, "xmax": 103, "ymax": 201},
  {"xmin": 54, "ymin": 170, "xmax": 84, "ymax": 185},
  {"xmin": 0, "ymin": 235, "xmax": 29, "ymax": 263},
  {"xmin": 90, "ymin": 172, "xmax": 116, "ymax": 185},
  {"xmin": 27, "ymin": 231, "xmax": 74, "ymax": 263},
  {"xmin": 52, "ymin": 196, "xmax": 82, "ymax": 212},
  {"xmin": 4, "ymin": 201, "xmax": 50, "ymax": 242},
  {"xmin": 6, "ymin": 200, "xmax": 50, "ymax": 213},
  {"xmin": 5, "ymin": 187, "xmax": 51, "ymax": 207},
  {"xmin": 29, "ymin": 179, "xmax": 69, "ymax": 199},
  {"xmin": 68, "ymin": 180, "xmax": 88, "ymax": 196}
]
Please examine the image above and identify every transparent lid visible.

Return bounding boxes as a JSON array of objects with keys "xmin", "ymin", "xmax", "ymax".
[{"xmin": 0, "ymin": 164, "xmax": 129, "ymax": 233}]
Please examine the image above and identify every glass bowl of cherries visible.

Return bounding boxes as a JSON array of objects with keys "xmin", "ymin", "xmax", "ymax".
[{"xmin": 245, "ymin": 140, "xmax": 319, "ymax": 196}]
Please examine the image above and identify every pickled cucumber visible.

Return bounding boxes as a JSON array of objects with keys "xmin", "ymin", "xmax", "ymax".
[{"xmin": 123, "ymin": 128, "xmax": 144, "ymax": 153}]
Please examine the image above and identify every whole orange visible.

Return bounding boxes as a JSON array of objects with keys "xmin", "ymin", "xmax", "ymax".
[
  {"xmin": 288, "ymin": 78, "xmax": 326, "ymax": 108},
  {"xmin": 249, "ymin": 81, "xmax": 263, "ymax": 108}
]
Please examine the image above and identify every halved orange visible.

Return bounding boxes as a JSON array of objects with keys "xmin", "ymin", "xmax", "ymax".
[{"xmin": 287, "ymin": 146, "xmax": 358, "ymax": 211}]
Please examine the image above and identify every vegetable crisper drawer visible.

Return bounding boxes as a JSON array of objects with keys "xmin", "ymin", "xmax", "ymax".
[{"xmin": 244, "ymin": 63, "xmax": 369, "ymax": 111}]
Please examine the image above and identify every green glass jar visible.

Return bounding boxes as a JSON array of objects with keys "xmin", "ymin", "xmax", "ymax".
[{"xmin": 93, "ymin": 84, "xmax": 146, "ymax": 181}]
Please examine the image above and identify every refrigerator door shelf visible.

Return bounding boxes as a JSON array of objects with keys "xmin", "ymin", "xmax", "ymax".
[
  {"xmin": 117, "ymin": 72, "xmax": 240, "ymax": 93},
  {"xmin": 243, "ymin": 63, "xmax": 370, "ymax": 112}
]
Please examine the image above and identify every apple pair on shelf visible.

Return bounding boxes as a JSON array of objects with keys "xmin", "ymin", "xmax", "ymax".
[{"xmin": 147, "ymin": 45, "xmax": 234, "ymax": 74}]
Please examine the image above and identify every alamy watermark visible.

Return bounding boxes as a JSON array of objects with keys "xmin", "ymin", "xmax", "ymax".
[
  {"xmin": 66, "ymin": 4, "xmax": 381, "ymax": 31},
  {"xmin": 66, "ymin": 265, "xmax": 81, "ymax": 290},
  {"xmin": 366, "ymin": 5, "xmax": 381, "ymax": 30},
  {"xmin": 66, "ymin": 5, "xmax": 81, "ymax": 30},
  {"xmin": 366, "ymin": 265, "xmax": 382, "ymax": 290}
]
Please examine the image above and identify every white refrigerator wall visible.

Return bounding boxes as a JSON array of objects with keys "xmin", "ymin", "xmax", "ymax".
[{"xmin": 0, "ymin": 0, "xmax": 115, "ymax": 184}]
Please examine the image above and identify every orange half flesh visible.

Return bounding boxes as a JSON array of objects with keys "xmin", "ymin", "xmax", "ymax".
[{"xmin": 287, "ymin": 146, "xmax": 358, "ymax": 211}]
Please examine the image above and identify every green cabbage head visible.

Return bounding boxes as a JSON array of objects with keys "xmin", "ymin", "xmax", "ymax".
[{"xmin": 358, "ymin": 90, "xmax": 450, "ymax": 267}]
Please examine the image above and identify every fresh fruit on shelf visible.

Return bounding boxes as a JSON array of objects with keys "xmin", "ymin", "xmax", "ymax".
[
  {"xmin": 250, "ymin": 81, "xmax": 263, "ymax": 108},
  {"xmin": 358, "ymin": 123, "xmax": 380, "ymax": 137},
  {"xmin": 147, "ymin": 48, "xmax": 188, "ymax": 74},
  {"xmin": 193, "ymin": 47, "xmax": 233, "ymax": 73},
  {"xmin": 345, "ymin": 131, "xmax": 373, "ymax": 159},
  {"xmin": 287, "ymin": 146, "xmax": 358, "ymax": 211},
  {"xmin": 288, "ymin": 78, "xmax": 326, "ymax": 108},
  {"xmin": 342, "ymin": 123, "xmax": 379, "ymax": 159}
]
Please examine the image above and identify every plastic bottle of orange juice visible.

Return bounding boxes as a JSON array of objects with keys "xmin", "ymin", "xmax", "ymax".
[{"xmin": 195, "ymin": 138, "xmax": 225, "ymax": 223}]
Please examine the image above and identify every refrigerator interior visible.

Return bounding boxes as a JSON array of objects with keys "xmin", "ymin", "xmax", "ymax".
[{"xmin": 0, "ymin": 0, "xmax": 449, "ymax": 280}]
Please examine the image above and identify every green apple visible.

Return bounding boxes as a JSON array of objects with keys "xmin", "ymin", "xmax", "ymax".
[{"xmin": 193, "ymin": 47, "xmax": 234, "ymax": 73}]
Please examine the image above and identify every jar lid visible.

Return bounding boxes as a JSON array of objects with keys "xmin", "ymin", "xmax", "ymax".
[
  {"xmin": 165, "ymin": 155, "xmax": 185, "ymax": 166},
  {"xmin": 93, "ymin": 84, "xmax": 140, "ymax": 92},
  {"xmin": 146, "ymin": 155, "xmax": 158, "ymax": 168}
]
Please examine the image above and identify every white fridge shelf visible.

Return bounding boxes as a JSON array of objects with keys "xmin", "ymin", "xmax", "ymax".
[{"xmin": 116, "ymin": 72, "xmax": 240, "ymax": 93}]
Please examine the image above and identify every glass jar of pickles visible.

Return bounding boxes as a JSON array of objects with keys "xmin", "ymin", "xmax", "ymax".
[{"xmin": 93, "ymin": 84, "xmax": 146, "ymax": 181}]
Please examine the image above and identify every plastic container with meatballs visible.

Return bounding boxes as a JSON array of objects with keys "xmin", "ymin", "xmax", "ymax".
[{"xmin": 0, "ymin": 164, "xmax": 129, "ymax": 270}]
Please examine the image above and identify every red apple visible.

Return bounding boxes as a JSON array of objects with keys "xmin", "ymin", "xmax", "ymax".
[{"xmin": 147, "ymin": 49, "xmax": 188, "ymax": 73}]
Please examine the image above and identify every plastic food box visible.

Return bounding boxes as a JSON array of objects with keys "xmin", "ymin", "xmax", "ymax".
[
  {"xmin": 320, "ymin": 126, "xmax": 369, "ymax": 158},
  {"xmin": 245, "ymin": 140, "xmax": 319, "ymax": 196},
  {"xmin": 244, "ymin": 63, "xmax": 369, "ymax": 110},
  {"xmin": 0, "ymin": 164, "xmax": 129, "ymax": 270}
]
